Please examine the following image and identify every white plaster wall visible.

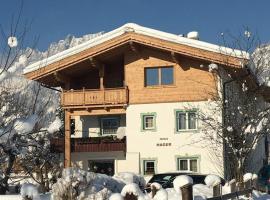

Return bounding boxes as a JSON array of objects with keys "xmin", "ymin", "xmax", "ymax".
[
  {"xmin": 125, "ymin": 101, "xmax": 224, "ymax": 177},
  {"xmin": 72, "ymin": 115, "xmax": 126, "ymax": 138}
]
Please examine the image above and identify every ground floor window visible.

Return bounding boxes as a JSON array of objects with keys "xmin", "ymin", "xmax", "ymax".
[
  {"xmin": 88, "ymin": 159, "xmax": 114, "ymax": 176},
  {"xmin": 143, "ymin": 160, "xmax": 156, "ymax": 175},
  {"xmin": 177, "ymin": 157, "xmax": 198, "ymax": 172}
]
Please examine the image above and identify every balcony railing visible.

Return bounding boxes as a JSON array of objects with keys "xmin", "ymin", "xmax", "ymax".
[
  {"xmin": 50, "ymin": 136, "xmax": 126, "ymax": 153},
  {"xmin": 61, "ymin": 87, "xmax": 128, "ymax": 107}
]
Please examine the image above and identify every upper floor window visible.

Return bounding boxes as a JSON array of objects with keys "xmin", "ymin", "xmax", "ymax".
[
  {"xmin": 145, "ymin": 66, "xmax": 174, "ymax": 86},
  {"xmin": 176, "ymin": 110, "xmax": 197, "ymax": 131},
  {"xmin": 100, "ymin": 117, "xmax": 120, "ymax": 135}
]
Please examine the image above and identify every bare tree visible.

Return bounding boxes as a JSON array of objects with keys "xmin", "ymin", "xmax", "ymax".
[{"xmin": 197, "ymin": 29, "xmax": 270, "ymax": 181}]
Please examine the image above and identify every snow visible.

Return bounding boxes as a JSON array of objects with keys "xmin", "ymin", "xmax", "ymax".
[
  {"xmin": 8, "ymin": 36, "xmax": 18, "ymax": 47},
  {"xmin": 204, "ymin": 175, "xmax": 221, "ymax": 187},
  {"xmin": 208, "ymin": 63, "xmax": 219, "ymax": 72},
  {"xmin": 249, "ymin": 44, "xmax": 270, "ymax": 86},
  {"xmin": 120, "ymin": 183, "xmax": 143, "ymax": 197},
  {"xmin": 20, "ymin": 183, "xmax": 40, "ymax": 200},
  {"xmin": 14, "ymin": 115, "xmax": 38, "ymax": 134},
  {"xmin": 47, "ymin": 117, "xmax": 62, "ymax": 134},
  {"xmin": 227, "ymin": 126, "xmax": 233, "ymax": 132},
  {"xmin": 243, "ymin": 173, "xmax": 253, "ymax": 182},
  {"xmin": 116, "ymin": 127, "xmax": 126, "ymax": 140},
  {"xmin": 109, "ymin": 193, "xmax": 124, "ymax": 200},
  {"xmin": 153, "ymin": 188, "xmax": 168, "ymax": 200},
  {"xmin": 252, "ymin": 174, "xmax": 258, "ymax": 180},
  {"xmin": 151, "ymin": 182, "xmax": 162, "ymax": 190},
  {"xmin": 24, "ymin": 23, "xmax": 248, "ymax": 75},
  {"xmin": 173, "ymin": 175, "xmax": 193, "ymax": 193}
]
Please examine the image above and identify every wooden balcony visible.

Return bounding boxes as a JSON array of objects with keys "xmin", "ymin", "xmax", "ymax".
[
  {"xmin": 61, "ymin": 87, "xmax": 128, "ymax": 108},
  {"xmin": 50, "ymin": 136, "xmax": 126, "ymax": 153}
]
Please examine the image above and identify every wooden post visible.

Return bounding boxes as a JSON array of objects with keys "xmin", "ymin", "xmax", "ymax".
[
  {"xmin": 151, "ymin": 185, "xmax": 157, "ymax": 198},
  {"xmin": 64, "ymin": 110, "xmax": 71, "ymax": 168},
  {"xmin": 213, "ymin": 183, "xmax": 221, "ymax": 197},
  {"xmin": 244, "ymin": 176, "xmax": 252, "ymax": 198},
  {"xmin": 180, "ymin": 184, "xmax": 193, "ymax": 200},
  {"xmin": 124, "ymin": 193, "xmax": 138, "ymax": 200},
  {"xmin": 99, "ymin": 64, "xmax": 104, "ymax": 90},
  {"xmin": 252, "ymin": 175, "xmax": 258, "ymax": 190}
]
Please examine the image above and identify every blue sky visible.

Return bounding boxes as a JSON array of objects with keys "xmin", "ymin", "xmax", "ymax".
[{"xmin": 0, "ymin": 0, "xmax": 269, "ymax": 51}]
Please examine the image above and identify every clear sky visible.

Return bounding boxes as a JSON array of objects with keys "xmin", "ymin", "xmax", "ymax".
[{"xmin": 0, "ymin": 0, "xmax": 269, "ymax": 51}]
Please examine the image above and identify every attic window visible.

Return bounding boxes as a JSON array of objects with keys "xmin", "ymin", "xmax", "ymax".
[{"xmin": 145, "ymin": 66, "xmax": 174, "ymax": 86}]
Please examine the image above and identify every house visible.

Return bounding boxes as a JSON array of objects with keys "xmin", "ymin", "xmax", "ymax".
[{"xmin": 23, "ymin": 23, "xmax": 269, "ymax": 179}]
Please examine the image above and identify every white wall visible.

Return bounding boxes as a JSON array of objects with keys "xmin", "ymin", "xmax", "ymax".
[{"xmin": 125, "ymin": 101, "xmax": 224, "ymax": 177}]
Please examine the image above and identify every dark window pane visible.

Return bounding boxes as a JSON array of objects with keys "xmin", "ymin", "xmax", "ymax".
[
  {"xmin": 177, "ymin": 113, "xmax": 186, "ymax": 130},
  {"xmin": 145, "ymin": 68, "xmax": 159, "ymax": 86},
  {"xmin": 101, "ymin": 118, "xmax": 119, "ymax": 135},
  {"xmin": 144, "ymin": 115, "xmax": 154, "ymax": 129},
  {"xmin": 161, "ymin": 67, "xmax": 173, "ymax": 85},
  {"xmin": 188, "ymin": 112, "xmax": 196, "ymax": 129},
  {"xmin": 144, "ymin": 161, "xmax": 155, "ymax": 175},
  {"xmin": 179, "ymin": 160, "xmax": 188, "ymax": 170},
  {"xmin": 190, "ymin": 159, "xmax": 198, "ymax": 172}
]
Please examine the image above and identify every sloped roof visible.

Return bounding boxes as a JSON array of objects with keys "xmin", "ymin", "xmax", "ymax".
[{"xmin": 24, "ymin": 23, "xmax": 249, "ymax": 80}]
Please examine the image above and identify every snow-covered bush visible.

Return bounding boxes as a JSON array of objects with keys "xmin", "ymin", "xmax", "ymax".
[
  {"xmin": 52, "ymin": 168, "xmax": 141, "ymax": 200},
  {"xmin": 20, "ymin": 183, "xmax": 40, "ymax": 200}
]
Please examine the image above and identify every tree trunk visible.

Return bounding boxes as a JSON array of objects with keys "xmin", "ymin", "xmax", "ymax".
[{"xmin": 0, "ymin": 153, "xmax": 16, "ymax": 194}]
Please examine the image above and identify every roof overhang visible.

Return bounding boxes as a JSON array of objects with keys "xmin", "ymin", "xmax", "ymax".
[{"xmin": 24, "ymin": 23, "xmax": 249, "ymax": 81}]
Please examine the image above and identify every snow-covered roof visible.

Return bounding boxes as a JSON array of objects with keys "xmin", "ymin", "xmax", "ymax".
[{"xmin": 24, "ymin": 23, "xmax": 248, "ymax": 74}]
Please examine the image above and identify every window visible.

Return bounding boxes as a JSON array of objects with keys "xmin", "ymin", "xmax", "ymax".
[
  {"xmin": 176, "ymin": 111, "xmax": 197, "ymax": 131},
  {"xmin": 141, "ymin": 113, "xmax": 156, "ymax": 131},
  {"xmin": 143, "ymin": 160, "xmax": 156, "ymax": 175},
  {"xmin": 177, "ymin": 158, "xmax": 198, "ymax": 172},
  {"xmin": 145, "ymin": 66, "xmax": 174, "ymax": 86},
  {"xmin": 100, "ymin": 117, "xmax": 120, "ymax": 135}
]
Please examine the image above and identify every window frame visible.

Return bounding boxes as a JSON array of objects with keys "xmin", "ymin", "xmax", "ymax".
[
  {"xmin": 144, "ymin": 66, "xmax": 174, "ymax": 87},
  {"xmin": 140, "ymin": 112, "xmax": 157, "ymax": 132},
  {"xmin": 176, "ymin": 157, "xmax": 199, "ymax": 172},
  {"xmin": 100, "ymin": 116, "xmax": 120, "ymax": 135},
  {"xmin": 142, "ymin": 159, "xmax": 157, "ymax": 175},
  {"xmin": 175, "ymin": 110, "xmax": 198, "ymax": 132}
]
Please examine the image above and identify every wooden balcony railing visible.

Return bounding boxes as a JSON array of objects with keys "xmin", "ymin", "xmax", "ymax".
[
  {"xmin": 61, "ymin": 87, "xmax": 128, "ymax": 107},
  {"xmin": 50, "ymin": 136, "xmax": 126, "ymax": 153}
]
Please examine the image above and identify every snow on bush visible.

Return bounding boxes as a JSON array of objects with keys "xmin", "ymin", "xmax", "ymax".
[
  {"xmin": 120, "ymin": 183, "xmax": 143, "ymax": 197},
  {"xmin": 204, "ymin": 175, "xmax": 221, "ymax": 187},
  {"xmin": 8, "ymin": 36, "xmax": 18, "ymax": 47},
  {"xmin": 109, "ymin": 193, "xmax": 124, "ymax": 200},
  {"xmin": 47, "ymin": 116, "xmax": 62, "ymax": 134},
  {"xmin": 252, "ymin": 174, "xmax": 258, "ymax": 180},
  {"xmin": 14, "ymin": 115, "xmax": 38, "ymax": 134},
  {"xmin": 20, "ymin": 183, "xmax": 40, "ymax": 200},
  {"xmin": 152, "ymin": 188, "xmax": 168, "ymax": 200},
  {"xmin": 249, "ymin": 44, "xmax": 270, "ymax": 86},
  {"xmin": 113, "ymin": 172, "xmax": 145, "ymax": 189},
  {"xmin": 173, "ymin": 175, "xmax": 193, "ymax": 193},
  {"xmin": 243, "ymin": 173, "xmax": 253, "ymax": 182},
  {"xmin": 116, "ymin": 127, "xmax": 126, "ymax": 140}
]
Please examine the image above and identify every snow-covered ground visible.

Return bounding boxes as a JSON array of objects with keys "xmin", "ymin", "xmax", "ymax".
[{"xmin": 1, "ymin": 170, "xmax": 270, "ymax": 200}]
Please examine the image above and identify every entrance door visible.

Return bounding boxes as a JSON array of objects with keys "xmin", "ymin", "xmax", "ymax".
[{"xmin": 88, "ymin": 159, "xmax": 115, "ymax": 176}]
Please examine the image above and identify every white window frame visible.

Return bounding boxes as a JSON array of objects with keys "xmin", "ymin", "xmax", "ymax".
[
  {"xmin": 143, "ymin": 115, "xmax": 155, "ymax": 130},
  {"xmin": 143, "ymin": 160, "xmax": 156, "ymax": 175},
  {"xmin": 176, "ymin": 111, "xmax": 197, "ymax": 132},
  {"xmin": 177, "ymin": 158, "xmax": 198, "ymax": 172}
]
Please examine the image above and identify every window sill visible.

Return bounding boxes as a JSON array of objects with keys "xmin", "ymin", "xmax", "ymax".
[
  {"xmin": 175, "ymin": 129, "xmax": 199, "ymax": 134},
  {"xmin": 145, "ymin": 85, "xmax": 177, "ymax": 89}
]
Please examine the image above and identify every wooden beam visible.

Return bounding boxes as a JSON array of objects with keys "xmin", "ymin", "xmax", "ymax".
[
  {"xmin": 171, "ymin": 52, "xmax": 180, "ymax": 65},
  {"xmin": 99, "ymin": 64, "xmax": 104, "ymax": 90},
  {"xmin": 88, "ymin": 57, "xmax": 101, "ymax": 68},
  {"xmin": 64, "ymin": 110, "xmax": 71, "ymax": 168},
  {"xmin": 129, "ymin": 41, "xmax": 140, "ymax": 53}
]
